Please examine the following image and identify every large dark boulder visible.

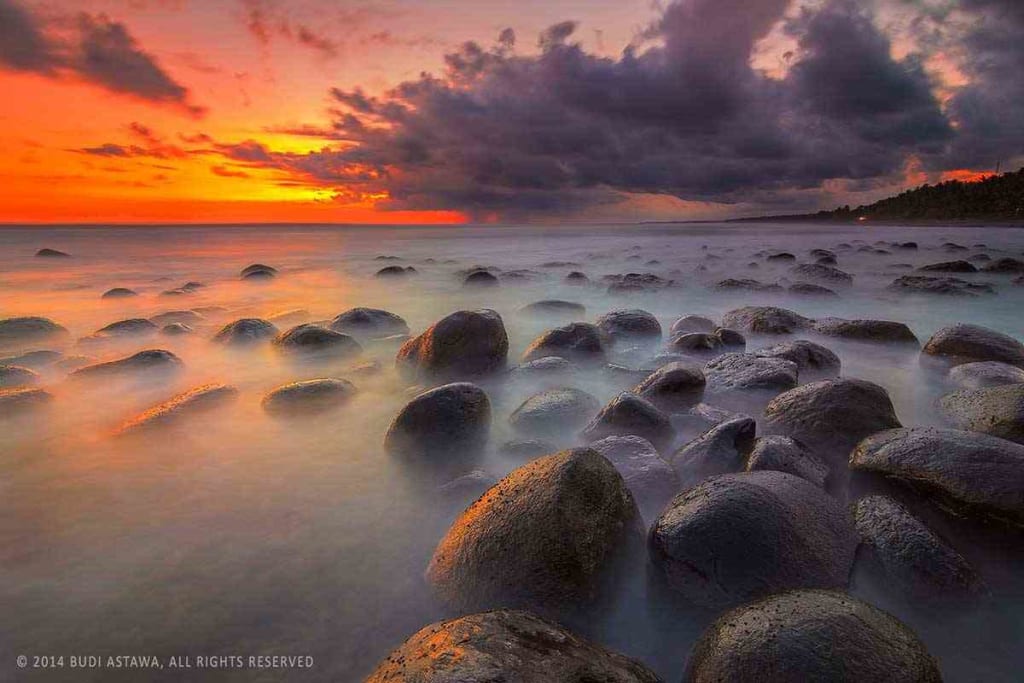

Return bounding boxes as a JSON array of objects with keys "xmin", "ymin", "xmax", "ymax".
[
  {"xmin": 670, "ymin": 315, "xmax": 715, "ymax": 336},
  {"xmin": 721, "ymin": 306, "xmax": 811, "ymax": 334},
  {"xmin": 519, "ymin": 300, "xmax": 586, "ymax": 318},
  {"xmin": 521, "ymin": 322, "xmax": 605, "ymax": 366},
  {"xmin": 703, "ymin": 353, "xmax": 798, "ymax": 404},
  {"xmin": 812, "ymin": 318, "xmax": 919, "ymax": 345},
  {"xmin": 852, "ymin": 495, "xmax": 980, "ymax": 599},
  {"xmin": 917, "ymin": 260, "xmax": 978, "ymax": 273},
  {"xmin": 888, "ymin": 275, "xmax": 993, "ymax": 296},
  {"xmin": 261, "ymin": 378, "xmax": 357, "ymax": 417},
  {"xmin": 981, "ymin": 257, "xmax": 1024, "ymax": 273},
  {"xmin": 948, "ymin": 361, "xmax": 1024, "ymax": 389},
  {"xmin": 0, "ymin": 365, "xmax": 39, "ymax": 389},
  {"xmin": 669, "ymin": 415, "xmax": 756, "ymax": 488},
  {"xmin": 633, "ymin": 362, "xmax": 706, "ymax": 411},
  {"xmin": 116, "ymin": 384, "xmax": 239, "ymax": 435},
  {"xmin": 93, "ymin": 318, "xmax": 158, "ymax": 338},
  {"xmin": 667, "ymin": 333, "xmax": 723, "ymax": 358},
  {"xmin": 596, "ymin": 309, "xmax": 662, "ymax": 344},
  {"xmin": 581, "ymin": 392, "xmax": 675, "ymax": 452},
  {"xmin": 923, "ymin": 323, "xmax": 1024, "ymax": 368},
  {"xmin": 850, "ymin": 427, "xmax": 1024, "ymax": 527},
  {"xmin": 589, "ymin": 435, "xmax": 681, "ymax": 520},
  {"xmin": 426, "ymin": 448, "xmax": 641, "ymax": 616},
  {"xmin": 649, "ymin": 471, "xmax": 858, "ymax": 607},
  {"xmin": 376, "ymin": 265, "xmax": 415, "ymax": 278},
  {"xmin": 69, "ymin": 349, "xmax": 182, "ymax": 380},
  {"xmin": 683, "ymin": 590, "xmax": 941, "ymax": 683},
  {"xmin": 397, "ymin": 309, "xmax": 508, "ymax": 381},
  {"xmin": 273, "ymin": 324, "xmax": 362, "ymax": 359},
  {"xmin": 755, "ymin": 339, "xmax": 840, "ymax": 378},
  {"xmin": 790, "ymin": 263, "xmax": 854, "ymax": 284},
  {"xmin": 763, "ymin": 378, "xmax": 901, "ymax": 467},
  {"xmin": 463, "ymin": 270, "xmax": 499, "ymax": 287},
  {"xmin": 329, "ymin": 308, "xmax": 408, "ymax": 339},
  {"xmin": 936, "ymin": 384, "xmax": 1024, "ymax": 444},
  {"xmin": 366, "ymin": 610, "xmax": 661, "ymax": 683},
  {"xmin": 384, "ymin": 382, "xmax": 491, "ymax": 457},
  {"xmin": 509, "ymin": 387, "xmax": 600, "ymax": 436},
  {"xmin": 240, "ymin": 263, "xmax": 277, "ymax": 280},
  {"xmin": 212, "ymin": 318, "xmax": 278, "ymax": 346},
  {"xmin": 746, "ymin": 435, "xmax": 829, "ymax": 487},
  {"xmin": 35, "ymin": 248, "xmax": 70, "ymax": 258}
]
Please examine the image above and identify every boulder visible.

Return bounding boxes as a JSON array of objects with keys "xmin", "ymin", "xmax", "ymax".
[
  {"xmin": 981, "ymin": 257, "xmax": 1024, "ymax": 273},
  {"xmin": 384, "ymin": 382, "xmax": 491, "ymax": 457},
  {"xmin": 211, "ymin": 318, "xmax": 278, "ymax": 346},
  {"xmin": 755, "ymin": 339, "xmax": 840, "ymax": 378},
  {"xmin": 261, "ymin": 378, "xmax": 357, "ymax": 417},
  {"xmin": 101, "ymin": 287, "xmax": 138, "ymax": 299},
  {"xmin": 589, "ymin": 435, "xmax": 681, "ymax": 520},
  {"xmin": 812, "ymin": 317, "xmax": 919, "ymax": 345},
  {"xmin": 366, "ymin": 610, "xmax": 661, "ymax": 683},
  {"xmin": 509, "ymin": 387, "xmax": 600, "ymax": 436},
  {"xmin": 850, "ymin": 427, "xmax": 1024, "ymax": 526},
  {"xmin": 887, "ymin": 275, "xmax": 994, "ymax": 296},
  {"xmin": 581, "ymin": 392, "xmax": 675, "ymax": 452},
  {"xmin": 713, "ymin": 278, "xmax": 782, "ymax": 292},
  {"xmin": 397, "ymin": 309, "xmax": 508, "ymax": 381},
  {"xmin": 69, "ymin": 349, "xmax": 182, "ymax": 380},
  {"xmin": 518, "ymin": 300, "xmax": 586, "ymax": 317},
  {"xmin": 713, "ymin": 327, "xmax": 746, "ymax": 350},
  {"xmin": 463, "ymin": 270, "xmax": 499, "ymax": 287},
  {"xmin": 948, "ymin": 361, "xmax": 1024, "ymax": 389},
  {"xmin": 668, "ymin": 333, "xmax": 723, "ymax": 358},
  {"xmin": 93, "ymin": 318, "xmax": 158, "ymax": 338},
  {"xmin": 273, "ymin": 324, "xmax": 362, "ymax": 359},
  {"xmin": 161, "ymin": 323, "xmax": 192, "ymax": 336},
  {"xmin": 0, "ymin": 350, "xmax": 61, "ymax": 369},
  {"xmin": 521, "ymin": 322, "xmax": 605, "ymax": 366},
  {"xmin": 763, "ymin": 378, "xmax": 901, "ymax": 467},
  {"xmin": 116, "ymin": 384, "xmax": 239, "ymax": 435},
  {"xmin": 329, "ymin": 308, "xmax": 409, "ymax": 338},
  {"xmin": 936, "ymin": 384, "xmax": 1024, "ymax": 444},
  {"xmin": 721, "ymin": 306, "xmax": 811, "ymax": 334},
  {"xmin": 917, "ymin": 260, "xmax": 978, "ymax": 273},
  {"xmin": 633, "ymin": 362, "xmax": 706, "ymax": 411},
  {"xmin": 790, "ymin": 263, "xmax": 854, "ymax": 284},
  {"xmin": 150, "ymin": 310, "xmax": 204, "ymax": 327},
  {"xmin": 0, "ymin": 317, "xmax": 68, "ymax": 350},
  {"xmin": 649, "ymin": 471, "xmax": 858, "ymax": 607},
  {"xmin": 852, "ymin": 495, "xmax": 980, "ymax": 599},
  {"xmin": 704, "ymin": 353, "xmax": 798, "ymax": 399},
  {"xmin": 670, "ymin": 315, "xmax": 715, "ymax": 336},
  {"xmin": 35, "ymin": 248, "xmax": 70, "ymax": 258},
  {"xmin": 766, "ymin": 252, "xmax": 796, "ymax": 261},
  {"xmin": 0, "ymin": 365, "xmax": 39, "ymax": 389},
  {"xmin": 426, "ymin": 448, "xmax": 641, "ymax": 616},
  {"xmin": 922, "ymin": 323, "xmax": 1024, "ymax": 368},
  {"xmin": 596, "ymin": 309, "xmax": 662, "ymax": 344},
  {"xmin": 683, "ymin": 590, "xmax": 941, "ymax": 683},
  {"xmin": 375, "ymin": 265, "xmax": 415, "ymax": 278},
  {"xmin": 789, "ymin": 282, "xmax": 838, "ymax": 296},
  {"xmin": 564, "ymin": 271, "xmax": 590, "ymax": 284},
  {"xmin": 669, "ymin": 415, "xmax": 756, "ymax": 487},
  {"xmin": 0, "ymin": 387, "xmax": 53, "ymax": 416},
  {"xmin": 745, "ymin": 435, "xmax": 829, "ymax": 487},
  {"xmin": 240, "ymin": 263, "xmax": 277, "ymax": 279}
]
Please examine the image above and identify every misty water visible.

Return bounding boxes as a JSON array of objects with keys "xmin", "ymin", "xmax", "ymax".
[{"xmin": 2, "ymin": 222, "xmax": 1023, "ymax": 681}]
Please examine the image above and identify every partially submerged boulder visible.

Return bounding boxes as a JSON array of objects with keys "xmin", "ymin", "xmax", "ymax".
[
  {"xmin": 581, "ymin": 392, "xmax": 675, "ymax": 452},
  {"xmin": 273, "ymin": 324, "xmax": 362, "ymax": 359},
  {"xmin": 0, "ymin": 387, "xmax": 53, "ymax": 416},
  {"xmin": 790, "ymin": 263, "xmax": 853, "ymax": 284},
  {"xmin": 923, "ymin": 323, "xmax": 1024, "ymax": 368},
  {"xmin": 384, "ymin": 382, "xmax": 491, "ymax": 457},
  {"xmin": 426, "ymin": 448, "xmax": 641, "ymax": 616},
  {"xmin": 397, "ymin": 309, "xmax": 508, "ymax": 381},
  {"xmin": 596, "ymin": 309, "xmax": 662, "ymax": 345},
  {"xmin": 329, "ymin": 308, "xmax": 409, "ymax": 339},
  {"xmin": 240, "ymin": 263, "xmax": 277, "ymax": 280},
  {"xmin": 917, "ymin": 260, "xmax": 978, "ymax": 273},
  {"xmin": 463, "ymin": 270, "xmax": 499, "ymax": 287},
  {"xmin": 212, "ymin": 318, "xmax": 278, "ymax": 346},
  {"xmin": 35, "ymin": 248, "xmax": 70, "ymax": 258},
  {"xmin": 936, "ymin": 384, "xmax": 1024, "ymax": 444},
  {"xmin": 633, "ymin": 362, "xmax": 706, "ymax": 411},
  {"xmin": 683, "ymin": 590, "xmax": 941, "ymax": 683},
  {"xmin": 670, "ymin": 315, "xmax": 715, "ymax": 336},
  {"xmin": 755, "ymin": 339, "xmax": 840, "ymax": 378},
  {"xmin": 948, "ymin": 361, "xmax": 1024, "ymax": 389},
  {"xmin": 509, "ymin": 387, "xmax": 600, "ymax": 436},
  {"xmin": 669, "ymin": 415, "xmax": 756, "ymax": 487},
  {"xmin": 703, "ymin": 353, "xmax": 799, "ymax": 405},
  {"xmin": 519, "ymin": 300, "xmax": 586, "ymax": 318},
  {"xmin": 101, "ymin": 287, "xmax": 138, "ymax": 299},
  {"xmin": 116, "ymin": 384, "xmax": 239, "ymax": 435},
  {"xmin": 721, "ymin": 306, "xmax": 811, "ymax": 334},
  {"xmin": 261, "ymin": 378, "xmax": 357, "ymax": 417},
  {"xmin": 0, "ymin": 317, "xmax": 68, "ymax": 350},
  {"xmin": 366, "ymin": 610, "xmax": 661, "ymax": 683},
  {"xmin": 0, "ymin": 365, "xmax": 39, "ymax": 389},
  {"xmin": 812, "ymin": 318, "xmax": 919, "ymax": 345},
  {"xmin": 888, "ymin": 275, "xmax": 993, "ymax": 297},
  {"xmin": 93, "ymin": 318, "xmax": 158, "ymax": 338},
  {"xmin": 745, "ymin": 435, "xmax": 829, "ymax": 487},
  {"xmin": 589, "ymin": 435, "xmax": 681, "ymax": 520},
  {"xmin": 521, "ymin": 322, "xmax": 605, "ymax": 366},
  {"xmin": 649, "ymin": 471, "xmax": 858, "ymax": 607},
  {"xmin": 69, "ymin": 349, "xmax": 182, "ymax": 380}
]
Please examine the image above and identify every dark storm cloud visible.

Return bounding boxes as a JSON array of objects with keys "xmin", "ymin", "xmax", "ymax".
[{"xmin": 0, "ymin": 0, "xmax": 202, "ymax": 115}]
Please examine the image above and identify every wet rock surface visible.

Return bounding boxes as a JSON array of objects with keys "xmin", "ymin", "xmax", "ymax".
[
  {"xmin": 509, "ymin": 387, "xmax": 600, "ymax": 436},
  {"xmin": 384, "ymin": 382, "xmax": 491, "ymax": 457},
  {"xmin": 649, "ymin": 471, "xmax": 858, "ymax": 607},
  {"xmin": 633, "ymin": 362, "xmax": 705, "ymax": 412},
  {"xmin": 721, "ymin": 306, "xmax": 811, "ymax": 334},
  {"xmin": 948, "ymin": 361, "xmax": 1024, "ymax": 388},
  {"xmin": 745, "ymin": 435, "xmax": 829, "ymax": 487},
  {"xmin": 212, "ymin": 318, "xmax": 278, "ymax": 346},
  {"xmin": 888, "ymin": 275, "xmax": 994, "ymax": 296},
  {"xmin": 684, "ymin": 590, "xmax": 942, "ymax": 683},
  {"xmin": 812, "ymin": 317, "xmax": 919, "ymax": 345},
  {"xmin": 670, "ymin": 415, "xmax": 756, "ymax": 487},
  {"xmin": 273, "ymin": 324, "xmax": 363, "ymax": 359},
  {"xmin": 936, "ymin": 383, "xmax": 1024, "ymax": 444},
  {"xmin": 117, "ymin": 384, "xmax": 239, "ymax": 435},
  {"xmin": 262, "ymin": 378, "xmax": 357, "ymax": 417},
  {"xmin": 397, "ymin": 309, "xmax": 508, "ymax": 381},
  {"xmin": 754, "ymin": 339, "xmax": 840, "ymax": 377},
  {"xmin": 596, "ymin": 309, "xmax": 663, "ymax": 344},
  {"xmin": 582, "ymin": 392, "xmax": 676, "ymax": 452},
  {"xmin": 329, "ymin": 308, "xmax": 409, "ymax": 339},
  {"xmin": 670, "ymin": 315, "xmax": 715, "ymax": 336},
  {"xmin": 923, "ymin": 323, "xmax": 1024, "ymax": 368},
  {"xmin": 521, "ymin": 322, "xmax": 606, "ymax": 366}
]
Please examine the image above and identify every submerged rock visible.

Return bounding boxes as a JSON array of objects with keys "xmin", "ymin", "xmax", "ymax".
[
  {"xmin": 273, "ymin": 324, "xmax": 362, "ymax": 359},
  {"xmin": 564, "ymin": 271, "xmax": 590, "ymax": 284},
  {"xmin": 0, "ymin": 317, "xmax": 69, "ymax": 349},
  {"xmin": 981, "ymin": 257, "xmax": 1024, "ymax": 273},
  {"xmin": 116, "ymin": 384, "xmax": 239, "ymax": 434},
  {"xmin": 93, "ymin": 318, "xmax": 158, "ymax": 338},
  {"xmin": 917, "ymin": 260, "xmax": 978, "ymax": 273},
  {"xmin": 463, "ymin": 270, "xmax": 499, "ymax": 287},
  {"xmin": 509, "ymin": 356, "xmax": 577, "ymax": 380},
  {"xmin": 745, "ymin": 435, "xmax": 829, "ymax": 487},
  {"xmin": 812, "ymin": 317, "xmax": 919, "ymax": 345},
  {"xmin": 596, "ymin": 309, "xmax": 662, "ymax": 344},
  {"xmin": 649, "ymin": 471, "xmax": 858, "ymax": 607},
  {"xmin": 589, "ymin": 435, "xmax": 680, "ymax": 520},
  {"xmin": 161, "ymin": 323, "xmax": 192, "ymax": 336},
  {"xmin": 852, "ymin": 495, "xmax": 980, "ymax": 599},
  {"xmin": 670, "ymin": 315, "xmax": 715, "ymax": 336},
  {"xmin": 923, "ymin": 323, "xmax": 1024, "ymax": 368},
  {"xmin": 755, "ymin": 339, "xmax": 840, "ymax": 378},
  {"xmin": 0, "ymin": 365, "xmax": 39, "ymax": 389},
  {"xmin": 668, "ymin": 332, "xmax": 723, "ymax": 358},
  {"xmin": 35, "ymin": 248, "xmax": 70, "ymax": 258},
  {"xmin": 633, "ymin": 362, "xmax": 706, "ymax": 411},
  {"xmin": 582, "ymin": 392, "xmax": 675, "ymax": 452},
  {"xmin": 684, "ymin": 590, "xmax": 941, "ymax": 683},
  {"xmin": 384, "ymin": 382, "xmax": 491, "ymax": 457},
  {"xmin": 703, "ymin": 353, "xmax": 798, "ymax": 406},
  {"xmin": 151, "ymin": 310, "xmax": 203, "ymax": 327},
  {"xmin": 70, "ymin": 349, "xmax": 182, "ymax": 380},
  {"xmin": 850, "ymin": 427, "xmax": 1024, "ymax": 527},
  {"xmin": 212, "ymin": 318, "xmax": 278, "ymax": 346},
  {"xmin": 888, "ymin": 275, "xmax": 994, "ymax": 296},
  {"xmin": 0, "ymin": 349, "xmax": 62, "ymax": 369},
  {"xmin": 713, "ymin": 327, "xmax": 746, "ymax": 350},
  {"xmin": 329, "ymin": 307, "xmax": 409, "ymax": 339},
  {"xmin": 789, "ymin": 282, "xmax": 838, "ymax": 296},
  {"xmin": 261, "ymin": 378, "xmax": 357, "ymax": 417},
  {"xmin": 790, "ymin": 263, "xmax": 854, "ymax": 284},
  {"xmin": 721, "ymin": 306, "xmax": 811, "ymax": 334},
  {"xmin": 366, "ymin": 610, "xmax": 661, "ymax": 683},
  {"xmin": 397, "ymin": 309, "xmax": 508, "ymax": 381},
  {"xmin": 240, "ymin": 263, "xmax": 277, "ymax": 280},
  {"xmin": 521, "ymin": 322, "xmax": 605, "ymax": 366},
  {"xmin": 714, "ymin": 278, "xmax": 782, "ymax": 293},
  {"xmin": 375, "ymin": 265, "xmax": 414, "ymax": 278},
  {"xmin": 518, "ymin": 300, "xmax": 586, "ymax": 318},
  {"xmin": 763, "ymin": 378, "xmax": 901, "ymax": 467},
  {"xmin": 936, "ymin": 384, "xmax": 1024, "ymax": 444},
  {"xmin": 509, "ymin": 387, "xmax": 600, "ymax": 436},
  {"xmin": 0, "ymin": 387, "xmax": 53, "ymax": 416},
  {"xmin": 101, "ymin": 287, "xmax": 138, "ymax": 299},
  {"xmin": 670, "ymin": 415, "xmax": 756, "ymax": 487},
  {"xmin": 426, "ymin": 448, "xmax": 641, "ymax": 616},
  {"xmin": 948, "ymin": 361, "xmax": 1024, "ymax": 389}
]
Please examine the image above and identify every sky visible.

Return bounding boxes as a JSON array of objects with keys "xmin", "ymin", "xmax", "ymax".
[{"xmin": 0, "ymin": 0, "xmax": 1021, "ymax": 224}]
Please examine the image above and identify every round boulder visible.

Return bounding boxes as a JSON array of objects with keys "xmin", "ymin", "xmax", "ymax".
[
  {"xmin": 0, "ymin": 317, "xmax": 69, "ymax": 351},
  {"xmin": 668, "ymin": 333, "xmax": 723, "ymax": 358},
  {"xmin": 812, "ymin": 318, "xmax": 919, "ymax": 345},
  {"xmin": 763, "ymin": 378, "xmax": 901, "ymax": 467},
  {"xmin": 948, "ymin": 361, "xmax": 1024, "ymax": 389},
  {"xmin": 102, "ymin": 287, "xmax": 138, "ymax": 299},
  {"xmin": 936, "ymin": 384, "xmax": 1024, "ymax": 444},
  {"xmin": 329, "ymin": 308, "xmax": 409, "ymax": 339},
  {"xmin": 581, "ymin": 392, "xmax": 675, "ymax": 452},
  {"xmin": 519, "ymin": 300, "xmax": 586, "ymax": 318},
  {"xmin": 745, "ymin": 435, "xmax": 829, "ymax": 488},
  {"xmin": 93, "ymin": 318, "xmax": 158, "ymax": 338},
  {"xmin": 649, "ymin": 471, "xmax": 858, "ymax": 607},
  {"xmin": 596, "ymin": 309, "xmax": 662, "ymax": 345},
  {"xmin": 240, "ymin": 263, "xmax": 277, "ymax": 280},
  {"xmin": 0, "ymin": 387, "xmax": 53, "ymax": 416},
  {"xmin": 212, "ymin": 318, "xmax": 278, "ymax": 346},
  {"xmin": 0, "ymin": 365, "xmax": 40, "ymax": 389},
  {"xmin": 670, "ymin": 315, "xmax": 715, "ymax": 336},
  {"xmin": 273, "ymin": 324, "xmax": 362, "ymax": 359},
  {"xmin": 397, "ymin": 309, "xmax": 508, "ymax": 381},
  {"xmin": 923, "ymin": 323, "xmax": 1024, "ymax": 368},
  {"xmin": 366, "ymin": 610, "xmax": 661, "ymax": 683},
  {"xmin": 521, "ymin": 322, "xmax": 606, "ymax": 366},
  {"xmin": 755, "ymin": 339, "xmax": 840, "ymax": 378},
  {"xmin": 384, "ymin": 382, "xmax": 491, "ymax": 457},
  {"xmin": 633, "ymin": 361, "xmax": 706, "ymax": 411},
  {"xmin": 683, "ymin": 590, "xmax": 941, "ymax": 682},
  {"xmin": 509, "ymin": 387, "xmax": 600, "ymax": 436},
  {"xmin": 116, "ymin": 384, "xmax": 239, "ymax": 435},
  {"xmin": 720, "ymin": 306, "xmax": 811, "ymax": 334},
  {"xmin": 589, "ymin": 435, "xmax": 681, "ymax": 520},
  {"xmin": 69, "ymin": 349, "xmax": 182, "ymax": 380},
  {"xmin": 426, "ymin": 448, "xmax": 641, "ymax": 616},
  {"xmin": 261, "ymin": 378, "xmax": 357, "ymax": 417},
  {"xmin": 669, "ymin": 415, "xmax": 756, "ymax": 488},
  {"xmin": 703, "ymin": 353, "xmax": 799, "ymax": 409}
]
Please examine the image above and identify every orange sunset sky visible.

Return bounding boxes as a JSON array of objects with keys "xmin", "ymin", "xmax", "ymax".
[{"xmin": 0, "ymin": 0, "xmax": 1020, "ymax": 224}]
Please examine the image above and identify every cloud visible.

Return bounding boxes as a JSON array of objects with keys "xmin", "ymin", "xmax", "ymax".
[
  {"xmin": 0, "ymin": 0, "xmax": 203, "ymax": 115},
  {"xmin": 211, "ymin": 165, "xmax": 251, "ymax": 178},
  {"xmin": 241, "ymin": 0, "xmax": 339, "ymax": 58}
]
